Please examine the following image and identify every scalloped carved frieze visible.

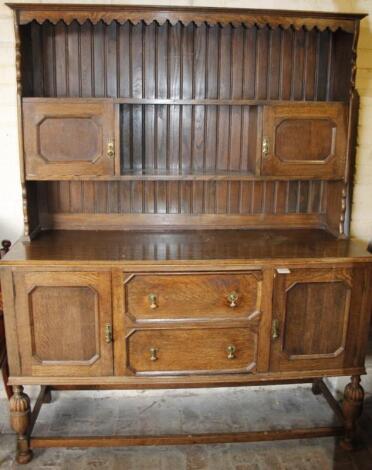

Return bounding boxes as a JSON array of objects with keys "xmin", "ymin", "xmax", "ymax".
[{"xmin": 16, "ymin": 11, "xmax": 356, "ymax": 34}]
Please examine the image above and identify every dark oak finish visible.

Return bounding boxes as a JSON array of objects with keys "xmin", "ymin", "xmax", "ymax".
[
  {"xmin": 1, "ymin": 3, "xmax": 371, "ymax": 463},
  {"xmin": 261, "ymin": 103, "xmax": 348, "ymax": 178},
  {"xmin": 10, "ymin": 5, "xmax": 362, "ymax": 234},
  {"xmin": 2, "ymin": 229, "xmax": 372, "ymax": 265}
]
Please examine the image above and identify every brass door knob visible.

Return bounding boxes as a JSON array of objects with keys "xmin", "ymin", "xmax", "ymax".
[
  {"xmin": 227, "ymin": 345, "xmax": 236, "ymax": 360},
  {"xmin": 148, "ymin": 294, "xmax": 158, "ymax": 309},
  {"xmin": 150, "ymin": 347, "xmax": 158, "ymax": 361},
  {"xmin": 227, "ymin": 292, "xmax": 238, "ymax": 308}
]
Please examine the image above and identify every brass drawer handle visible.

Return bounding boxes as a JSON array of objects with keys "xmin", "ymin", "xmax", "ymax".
[
  {"xmin": 227, "ymin": 345, "xmax": 236, "ymax": 360},
  {"xmin": 150, "ymin": 347, "xmax": 158, "ymax": 361},
  {"xmin": 272, "ymin": 319, "xmax": 280, "ymax": 340},
  {"xmin": 107, "ymin": 140, "xmax": 115, "ymax": 159},
  {"xmin": 148, "ymin": 294, "xmax": 158, "ymax": 310},
  {"xmin": 227, "ymin": 292, "xmax": 238, "ymax": 308},
  {"xmin": 262, "ymin": 136, "xmax": 269, "ymax": 157},
  {"xmin": 104, "ymin": 323, "xmax": 113, "ymax": 344}
]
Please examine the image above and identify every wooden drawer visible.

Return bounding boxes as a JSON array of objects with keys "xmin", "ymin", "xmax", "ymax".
[
  {"xmin": 126, "ymin": 327, "xmax": 257, "ymax": 375},
  {"xmin": 123, "ymin": 272, "xmax": 262, "ymax": 322}
]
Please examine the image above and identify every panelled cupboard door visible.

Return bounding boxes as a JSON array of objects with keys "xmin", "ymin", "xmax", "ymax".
[
  {"xmin": 261, "ymin": 103, "xmax": 348, "ymax": 178},
  {"xmin": 270, "ymin": 267, "xmax": 370, "ymax": 372},
  {"xmin": 13, "ymin": 271, "xmax": 113, "ymax": 376},
  {"xmin": 23, "ymin": 100, "xmax": 115, "ymax": 178}
]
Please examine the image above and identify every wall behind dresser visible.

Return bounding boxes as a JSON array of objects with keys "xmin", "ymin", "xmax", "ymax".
[{"xmin": 0, "ymin": 0, "xmax": 371, "ymax": 242}]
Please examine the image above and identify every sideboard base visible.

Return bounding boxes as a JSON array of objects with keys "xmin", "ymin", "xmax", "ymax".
[{"xmin": 10, "ymin": 376, "xmax": 364, "ymax": 464}]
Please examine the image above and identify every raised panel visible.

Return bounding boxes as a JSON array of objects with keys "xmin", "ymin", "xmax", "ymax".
[
  {"xmin": 14, "ymin": 271, "xmax": 113, "ymax": 377},
  {"xmin": 23, "ymin": 100, "xmax": 115, "ymax": 178},
  {"xmin": 283, "ymin": 281, "xmax": 349, "ymax": 358},
  {"xmin": 275, "ymin": 119, "xmax": 335, "ymax": 162},
  {"xmin": 261, "ymin": 103, "xmax": 348, "ymax": 178},
  {"xmin": 270, "ymin": 268, "xmax": 353, "ymax": 372},
  {"xmin": 29, "ymin": 286, "xmax": 98, "ymax": 363},
  {"xmin": 124, "ymin": 272, "xmax": 262, "ymax": 322},
  {"xmin": 38, "ymin": 117, "xmax": 102, "ymax": 163},
  {"xmin": 126, "ymin": 327, "xmax": 257, "ymax": 375}
]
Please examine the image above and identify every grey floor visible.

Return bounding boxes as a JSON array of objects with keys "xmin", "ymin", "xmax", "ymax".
[{"xmin": 0, "ymin": 384, "xmax": 372, "ymax": 469}]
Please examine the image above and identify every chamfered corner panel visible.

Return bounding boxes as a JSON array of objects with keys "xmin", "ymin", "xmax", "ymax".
[
  {"xmin": 261, "ymin": 103, "xmax": 348, "ymax": 178},
  {"xmin": 23, "ymin": 100, "xmax": 115, "ymax": 178},
  {"xmin": 28, "ymin": 285, "xmax": 98, "ymax": 363},
  {"xmin": 38, "ymin": 117, "xmax": 102, "ymax": 163},
  {"xmin": 13, "ymin": 271, "xmax": 114, "ymax": 377},
  {"xmin": 270, "ymin": 268, "xmax": 354, "ymax": 372},
  {"xmin": 274, "ymin": 119, "xmax": 335, "ymax": 163},
  {"xmin": 282, "ymin": 281, "xmax": 350, "ymax": 358}
]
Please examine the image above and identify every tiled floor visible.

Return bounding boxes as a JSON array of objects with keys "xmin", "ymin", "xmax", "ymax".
[{"xmin": 0, "ymin": 383, "xmax": 372, "ymax": 469}]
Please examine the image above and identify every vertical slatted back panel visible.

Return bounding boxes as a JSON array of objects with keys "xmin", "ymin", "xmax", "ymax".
[
  {"xmin": 22, "ymin": 21, "xmax": 353, "ymax": 102},
  {"xmin": 120, "ymin": 105, "xmax": 259, "ymax": 172},
  {"xmin": 35, "ymin": 179, "xmax": 342, "ymax": 231},
  {"xmin": 41, "ymin": 180, "xmax": 330, "ymax": 216}
]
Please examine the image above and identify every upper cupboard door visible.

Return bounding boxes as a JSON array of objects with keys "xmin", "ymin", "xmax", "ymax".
[
  {"xmin": 23, "ymin": 100, "xmax": 115, "ymax": 178},
  {"xmin": 13, "ymin": 271, "xmax": 113, "ymax": 377},
  {"xmin": 261, "ymin": 103, "xmax": 348, "ymax": 178}
]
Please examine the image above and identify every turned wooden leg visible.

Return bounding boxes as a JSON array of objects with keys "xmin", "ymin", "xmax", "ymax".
[
  {"xmin": 9, "ymin": 385, "xmax": 33, "ymax": 464},
  {"xmin": 340, "ymin": 375, "xmax": 364, "ymax": 451},
  {"xmin": 311, "ymin": 379, "xmax": 322, "ymax": 395}
]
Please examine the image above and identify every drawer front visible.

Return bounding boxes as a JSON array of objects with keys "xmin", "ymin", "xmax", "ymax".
[
  {"xmin": 126, "ymin": 327, "xmax": 257, "ymax": 375},
  {"xmin": 124, "ymin": 272, "xmax": 262, "ymax": 322}
]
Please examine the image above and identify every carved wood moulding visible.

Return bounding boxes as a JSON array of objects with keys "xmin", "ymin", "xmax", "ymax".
[{"xmin": 7, "ymin": 3, "xmax": 366, "ymax": 33}]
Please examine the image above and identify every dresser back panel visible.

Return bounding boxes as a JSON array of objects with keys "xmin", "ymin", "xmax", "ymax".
[
  {"xmin": 21, "ymin": 21, "xmax": 353, "ymax": 101},
  {"xmin": 14, "ymin": 6, "xmax": 359, "ymax": 236},
  {"xmin": 33, "ymin": 179, "xmax": 343, "ymax": 232},
  {"xmin": 120, "ymin": 104, "xmax": 259, "ymax": 173}
]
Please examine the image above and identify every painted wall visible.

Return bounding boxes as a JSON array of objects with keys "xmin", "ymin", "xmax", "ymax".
[{"xmin": 0, "ymin": 0, "xmax": 371, "ymax": 242}]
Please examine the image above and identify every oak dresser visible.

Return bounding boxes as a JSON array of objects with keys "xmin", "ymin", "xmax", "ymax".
[{"xmin": 1, "ymin": 3, "xmax": 372, "ymax": 464}]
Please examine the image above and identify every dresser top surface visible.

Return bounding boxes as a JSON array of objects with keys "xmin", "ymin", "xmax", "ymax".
[{"xmin": 1, "ymin": 229, "xmax": 371, "ymax": 266}]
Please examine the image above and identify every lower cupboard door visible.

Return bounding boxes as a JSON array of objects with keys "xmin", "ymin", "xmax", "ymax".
[
  {"xmin": 14, "ymin": 271, "xmax": 113, "ymax": 377},
  {"xmin": 269, "ymin": 267, "xmax": 359, "ymax": 372},
  {"xmin": 125, "ymin": 327, "xmax": 258, "ymax": 376}
]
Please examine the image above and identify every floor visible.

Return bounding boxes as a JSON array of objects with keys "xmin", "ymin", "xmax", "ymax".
[{"xmin": 0, "ymin": 382, "xmax": 372, "ymax": 469}]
